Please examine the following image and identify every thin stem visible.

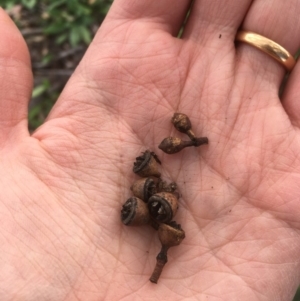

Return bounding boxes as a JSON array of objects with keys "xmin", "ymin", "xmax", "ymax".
[
  {"xmin": 193, "ymin": 137, "xmax": 209, "ymax": 146},
  {"xmin": 149, "ymin": 246, "xmax": 169, "ymax": 283},
  {"xmin": 186, "ymin": 129, "xmax": 196, "ymax": 141}
]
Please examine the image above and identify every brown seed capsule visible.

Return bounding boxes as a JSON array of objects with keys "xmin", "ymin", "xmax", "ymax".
[
  {"xmin": 158, "ymin": 221, "xmax": 185, "ymax": 247},
  {"xmin": 193, "ymin": 136, "xmax": 209, "ymax": 146},
  {"xmin": 121, "ymin": 197, "xmax": 150, "ymax": 226},
  {"xmin": 133, "ymin": 150, "xmax": 161, "ymax": 177},
  {"xmin": 159, "ymin": 137, "xmax": 192, "ymax": 154},
  {"xmin": 130, "ymin": 177, "xmax": 160, "ymax": 202},
  {"xmin": 158, "ymin": 137, "xmax": 208, "ymax": 154},
  {"xmin": 148, "ymin": 192, "xmax": 178, "ymax": 223},
  {"xmin": 157, "ymin": 180, "xmax": 177, "ymax": 194},
  {"xmin": 171, "ymin": 113, "xmax": 196, "ymax": 141},
  {"xmin": 150, "ymin": 222, "xmax": 185, "ymax": 283}
]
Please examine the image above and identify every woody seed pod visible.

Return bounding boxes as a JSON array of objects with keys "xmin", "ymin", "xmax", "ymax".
[
  {"xmin": 130, "ymin": 177, "xmax": 160, "ymax": 202},
  {"xmin": 171, "ymin": 112, "xmax": 196, "ymax": 141},
  {"xmin": 133, "ymin": 150, "xmax": 161, "ymax": 177},
  {"xmin": 158, "ymin": 221, "xmax": 185, "ymax": 247},
  {"xmin": 150, "ymin": 222, "xmax": 185, "ymax": 283},
  {"xmin": 148, "ymin": 192, "xmax": 178, "ymax": 223},
  {"xmin": 159, "ymin": 136, "xmax": 208, "ymax": 154},
  {"xmin": 157, "ymin": 180, "xmax": 177, "ymax": 194},
  {"xmin": 121, "ymin": 197, "xmax": 150, "ymax": 226}
]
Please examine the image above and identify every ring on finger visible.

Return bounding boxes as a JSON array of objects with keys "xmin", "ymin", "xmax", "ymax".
[{"xmin": 235, "ymin": 30, "xmax": 296, "ymax": 72}]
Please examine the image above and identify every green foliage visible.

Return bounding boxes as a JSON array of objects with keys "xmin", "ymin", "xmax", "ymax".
[
  {"xmin": 3, "ymin": 0, "xmax": 113, "ymax": 46},
  {"xmin": 29, "ymin": 79, "xmax": 57, "ymax": 130},
  {"xmin": 2, "ymin": 0, "xmax": 37, "ymax": 9},
  {"xmin": 2, "ymin": 0, "xmax": 113, "ymax": 130},
  {"xmin": 43, "ymin": 1, "xmax": 91, "ymax": 46}
]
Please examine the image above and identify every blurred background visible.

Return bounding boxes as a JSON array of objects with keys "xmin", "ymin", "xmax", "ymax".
[
  {"xmin": 2, "ymin": 0, "xmax": 113, "ymax": 131},
  {"xmin": 2, "ymin": 1, "xmax": 300, "ymax": 299}
]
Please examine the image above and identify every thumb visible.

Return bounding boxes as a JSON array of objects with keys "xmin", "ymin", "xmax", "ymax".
[{"xmin": 0, "ymin": 8, "xmax": 33, "ymax": 145}]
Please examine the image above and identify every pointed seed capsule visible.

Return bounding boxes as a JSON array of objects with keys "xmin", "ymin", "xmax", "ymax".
[
  {"xmin": 150, "ymin": 222, "xmax": 185, "ymax": 283},
  {"xmin": 171, "ymin": 112, "xmax": 196, "ymax": 140},
  {"xmin": 121, "ymin": 197, "xmax": 150, "ymax": 226},
  {"xmin": 148, "ymin": 192, "xmax": 178, "ymax": 223},
  {"xmin": 133, "ymin": 150, "xmax": 161, "ymax": 177},
  {"xmin": 130, "ymin": 177, "xmax": 160, "ymax": 202}
]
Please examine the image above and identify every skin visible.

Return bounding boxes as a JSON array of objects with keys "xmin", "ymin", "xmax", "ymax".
[{"xmin": 1, "ymin": 0, "xmax": 300, "ymax": 300}]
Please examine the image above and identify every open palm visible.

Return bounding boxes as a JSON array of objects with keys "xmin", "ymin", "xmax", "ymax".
[{"xmin": 1, "ymin": 1, "xmax": 300, "ymax": 300}]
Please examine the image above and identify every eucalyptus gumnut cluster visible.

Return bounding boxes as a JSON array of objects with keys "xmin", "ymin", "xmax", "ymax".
[
  {"xmin": 159, "ymin": 112, "xmax": 208, "ymax": 154},
  {"xmin": 120, "ymin": 150, "xmax": 185, "ymax": 283}
]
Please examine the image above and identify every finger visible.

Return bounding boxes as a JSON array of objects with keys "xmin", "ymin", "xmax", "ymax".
[
  {"xmin": 236, "ymin": 0, "xmax": 300, "ymax": 86},
  {"xmin": 175, "ymin": 0, "xmax": 254, "ymax": 119},
  {"xmin": 281, "ymin": 63, "xmax": 300, "ymax": 127},
  {"xmin": 182, "ymin": 0, "xmax": 252, "ymax": 40},
  {"xmin": 103, "ymin": 0, "xmax": 192, "ymax": 36},
  {"xmin": 0, "ymin": 8, "xmax": 32, "ymax": 142}
]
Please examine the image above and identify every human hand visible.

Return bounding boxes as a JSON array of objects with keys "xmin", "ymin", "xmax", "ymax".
[{"xmin": 1, "ymin": 1, "xmax": 300, "ymax": 300}]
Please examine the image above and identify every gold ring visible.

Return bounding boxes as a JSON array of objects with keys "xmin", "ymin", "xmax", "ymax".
[{"xmin": 235, "ymin": 30, "xmax": 296, "ymax": 72}]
